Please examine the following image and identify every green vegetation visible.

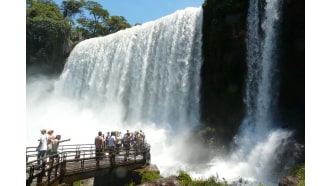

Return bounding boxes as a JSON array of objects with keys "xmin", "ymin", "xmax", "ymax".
[
  {"xmin": 177, "ymin": 170, "xmax": 269, "ymax": 186},
  {"xmin": 27, "ymin": 0, "xmax": 131, "ymax": 74},
  {"xmin": 73, "ymin": 180, "xmax": 93, "ymax": 186},
  {"xmin": 27, "ymin": 0, "xmax": 70, "ymax": 72},
  {"xmin": 291, "ymin": 164, "xmax": 305, "ymax": 186},
  {"xmin": 198, "ymin": 127, "xmax": 216, "ymax": 142},
  {"xmin": 140, "ymin": 171, "xmax": 162, "ymax": 183},
  {"xmin": 73, "ymin": 180, "xmax": 80, "ymax": 186},
  {"xmin": 178, "ymin": 170, "xmax": 228, "ymax": 186}
]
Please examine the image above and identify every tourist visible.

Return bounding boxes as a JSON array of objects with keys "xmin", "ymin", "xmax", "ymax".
[
  {"xmin": 51, "ymin": 135, "xmax": 70, "ymax": 161},
  {"xmin": 139, "ymin": 130, "xmax": 145, "ymax": 143},
  {"xmin": 123, "ymin": 130, "xmax": 132, "ymax": 161},
  {"xmin": 47, "ymin": 130, "xmax": 55, "ymax": 156},
  {"xmin": 95, "ymin": 131, "xmax": 105, "ymax": 163},
  {"xmin": 108, "ymin": 132, "xmax": 116, "ymax": 165},
  {"xmin": 105, "ymin": 132, "xmax": 110, "ymax": 151},
  {"xmin": 37, "ymin": 129, "xmax": 48, "ymax": 166}
]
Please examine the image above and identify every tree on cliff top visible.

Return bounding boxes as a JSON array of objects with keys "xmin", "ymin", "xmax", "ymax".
[{"xmin": 26, "ymin": 0, "xmax": 71, "ymax": 73}]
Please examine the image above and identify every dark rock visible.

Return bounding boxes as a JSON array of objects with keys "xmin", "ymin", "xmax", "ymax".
[
  {"xmin": 200, "ymin": 0, "xmax": 305, "ymax": 154},
  {"xmin": 278, "ymin": 0, "xmax": 305, "ymax": 147},
  {"xmin": 134, "ymin": 164, "xmax": 160, "ymax": 174},
  {"xmin": 279, "ymin": 175, "xmax": 299, "ymax": 186},
  {"xmin": 201, "ymin": 0, "xmax": 249, "ymax": 147}
]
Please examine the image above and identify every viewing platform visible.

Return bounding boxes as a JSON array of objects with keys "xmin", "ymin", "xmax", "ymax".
[{"xmin": 26, "ymin": 143, "xmax": 151, "ymax": 186}]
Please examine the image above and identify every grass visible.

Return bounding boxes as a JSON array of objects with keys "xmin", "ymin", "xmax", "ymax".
[
  {"xmin": 178, "ymin": 170, "xmax": 228, "ymax": 186},
  {"xmin": 291, "ymin": 164, "xmax": 305, "ymax": 186},
  {"xmin": 140, "ymin": 171, "xmax": 162, "ymax": 183}
]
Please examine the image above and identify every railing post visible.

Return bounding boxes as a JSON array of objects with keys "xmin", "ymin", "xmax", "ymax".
[
  {"xmin": 54, "ymin": 155, "xmax": 60, "ymax": 178},
  {"xmin": 81, "ymin": 152, "xmax": 85, "ymax": 169},
  {"xmin": 37, "ymin": 160, "xmax": 46, "ymax": 184},
  {"xmin": 26, "ymin": 165, "xmax": 34, "ymax": 186},
  {"xmin": 47, "ymin": 158, "xmax": 54, "ymax": 185},
  {"xmin": 90, "ymin": 145, "xmax": 94, "ymax": 158},
  {"xmin": 75, "ymin": 145, "xmax": 80, "ymax": 161},
  {"xmin": 59, "ymin": 153, "xmax": 67, "ymax": 184}
]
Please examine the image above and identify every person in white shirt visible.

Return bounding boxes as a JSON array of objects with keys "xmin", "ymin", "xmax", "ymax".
[
  {"xmin": 108, "ymin": 132, "xmax": 116, "ymax": 150},
  {"xmin": 37, "ymin": 129, "xmax": 48, "ymax": 166},
  {"xmin": 108, "ymin": 132, "xmax": 116, "ymax": 165}
]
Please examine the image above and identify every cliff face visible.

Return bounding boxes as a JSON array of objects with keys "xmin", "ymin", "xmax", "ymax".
[
  {"xmin": 278, "ymin": 0, "xmax": 305, "ymax": 144},
  {"xmin": 201, "ymin": 0, "xmax": 249, "ymax": 145},
  {"xmin": 200, "ymin": 0, "xmax": 305, "ymax": 145}
]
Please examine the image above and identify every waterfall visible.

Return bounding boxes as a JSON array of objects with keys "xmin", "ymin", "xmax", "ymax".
[
  {"xmin": 243, "ymin": 0, "xmax": 283, "ymax": 138},
  {"xmin": 228, "ymin": 0, "xmax": 298, "ymax": 184},
  {"xmin": 26, "ymin": 2, "xmax": 300, "ymax": 185},
  {"xmin": 55, "ymin": 7, "xmax": 203, "ymax": 130}
]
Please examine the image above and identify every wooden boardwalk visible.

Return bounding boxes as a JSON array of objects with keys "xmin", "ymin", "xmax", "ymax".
[{"xmin": 26, "ymin": 143, "xmax": 151, "ymax": 186}]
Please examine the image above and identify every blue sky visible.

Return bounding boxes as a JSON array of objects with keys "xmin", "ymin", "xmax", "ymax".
[{"xmin": 53, "ymin": 0, "xmax": 204, "ymax": 25}]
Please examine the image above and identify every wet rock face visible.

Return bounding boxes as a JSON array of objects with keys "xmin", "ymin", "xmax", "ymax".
[
  {"xmin": 277, "ymin": 0, "xmax": 305, "ymax": 145},
  {"xmin": 94, "ymin": 164, "xmax": 161, "ymax": 185},
  {"xmin": 200, "ymin": 0, "xmax": 249, "ymax": 146},
  {"xmin": 200, "ymin": 0, "xmax": 305, "ymax": 148}
]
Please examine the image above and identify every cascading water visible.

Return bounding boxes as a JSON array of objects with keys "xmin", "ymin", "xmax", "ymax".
[
  {"xmin": 26, "ymin": 2, "xmax": 301, "ymax": 185},
  {"xmin": 27, "ymin": 6, "xmax": 205, "ymax": 179},
  {"xmin": 229, "ymin": 0, "xmax": 298, "ymax": 184},
  {"xmin": 244, "ymin": 0, "xmax": 283, "ymax": 136},
  {"xmin": 186, "ymin": 1, "xmax": 300, "ymax": 185},
  {"xmin": 54, "ymin": 7, "xmax": 203, "ymax": 130}
]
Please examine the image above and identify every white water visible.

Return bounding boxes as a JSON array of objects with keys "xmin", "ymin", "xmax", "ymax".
[
  {"xmin": 27, "ymin": 5, "xmax": 205, "ymax": 178},
  {"xmin": 54, "ymin": 7, "xmax": 203, "ymax": 130},
  {"xmin": 183, "ymin": 2, "xmax": 300, "ymax": 185},
  {"xmin": 221, "ymin": 0, "xmax": 298, "ymax": 185},
  {"xmin": 27, "ymin": 4, "xmax": 298, "ymax": 186},
  {"xmin": 244, "ymin": 0, "xmax": 283, "ymax": 136}
]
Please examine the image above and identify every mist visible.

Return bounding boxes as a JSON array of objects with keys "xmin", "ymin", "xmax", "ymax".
[
  {"xmin": 26, "ymin": 6, "xmax": 301, "ymax": 186},
  {"xmin": 27, "ymin": 75, "xmax": 301, "ymax": 186}
]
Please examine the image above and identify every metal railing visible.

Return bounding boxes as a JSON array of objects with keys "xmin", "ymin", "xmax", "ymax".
[{"xmin": 26, "ymin": 143, "xmax": 151, "ymax": 186}]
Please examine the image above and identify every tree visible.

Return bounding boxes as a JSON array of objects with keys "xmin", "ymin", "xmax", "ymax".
[
  {"xmin": 75, "ymin": 1, "xmax": 131, "ymax": 38},
  {"xmin": 26, "ymin": 0, "xmax": 132, "ymax": 75},
  {"xmin": 76, "ymin": 1, "xmax": 110, "ymax": 37},
  {"xmin": 26, "ymin": 0, "xmax": 71, "ymax": 74},
  {"xmin": 105, "ymin": 16, "xmax": 131, "ymax": 34},
  {"xmin": 61, "ymin": 0, "xmax": 85, "ymax": 19}
]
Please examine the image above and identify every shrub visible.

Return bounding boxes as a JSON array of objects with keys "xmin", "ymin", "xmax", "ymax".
[
  {"xmin": 178, "ymin": 170, "xmax": 227, "ymax": 186},
  {"xmin": 291, "ymin": 164, "xmax": 305, "ymax": 186},
  {"xmin": 140, "ymin": 171, "xmax": 162, "ymax": 183}
]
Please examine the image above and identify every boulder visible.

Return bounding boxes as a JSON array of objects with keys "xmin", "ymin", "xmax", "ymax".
[{"xmin": 279, "ymin": 175, "xmax": 299, "ymax": 186}]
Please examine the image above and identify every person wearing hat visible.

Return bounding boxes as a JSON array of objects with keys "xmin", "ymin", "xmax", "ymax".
[{"xmin": 37, "ymin": 129, "xmax": 48, "ymax": 166}]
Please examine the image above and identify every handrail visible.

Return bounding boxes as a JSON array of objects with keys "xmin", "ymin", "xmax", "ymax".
[
  {"xmin": 26, "ymin": 144, "xmax": 96, "ymax": 163},
  {"xmin": 26, "ymin": 142, "xmax": 151, "ymax": 186}
]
